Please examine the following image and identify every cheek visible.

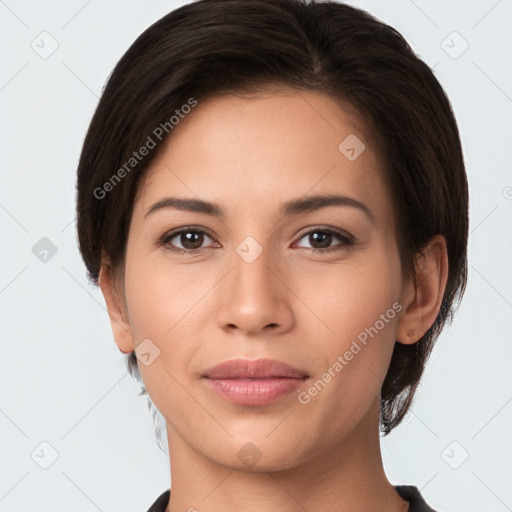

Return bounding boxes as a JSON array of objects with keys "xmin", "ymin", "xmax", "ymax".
[
  {"xmin": 123, "ymin": 246, "xmax": 209, "ymax": 340},
  {"xmin": 122, "ymin": 251, "xmax": 215, "ymax": 393},
  {"xmin": 291, "ymin": 265, "xmax": 402, "ymax": 436},
  {"xmin": 122, "ymin": 257, "xmax": 206, "ymax": 418},
  {"xmin": 298, "ymin": 251, "xmax": 402, "ymax": 388},
  {"xmin": 299, "ymin": 250, "xmax": 401, "ymax": 340}
]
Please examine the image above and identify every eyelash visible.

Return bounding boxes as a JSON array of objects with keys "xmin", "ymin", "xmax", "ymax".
[{"xmin": 158, "ymin": 225, "xmax": 355, "ymax": 256}]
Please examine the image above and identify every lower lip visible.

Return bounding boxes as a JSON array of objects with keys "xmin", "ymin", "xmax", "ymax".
[{"xmin": 203, "ymin": 377, "xmax": 307, "ymax": 406}]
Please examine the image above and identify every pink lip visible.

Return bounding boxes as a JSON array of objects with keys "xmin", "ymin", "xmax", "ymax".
[
  {"xmin": 202, "ymin": 358, "xmax": 309, "ymax": 406},
  {"xmin": 202, "ymin": 358, "xmax": 308, "ymax": 379}
]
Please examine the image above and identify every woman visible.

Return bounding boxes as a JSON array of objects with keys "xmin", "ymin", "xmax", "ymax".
[{"xmin": 75, "ymin": 1, "xmax": 468, "ymax": 510}]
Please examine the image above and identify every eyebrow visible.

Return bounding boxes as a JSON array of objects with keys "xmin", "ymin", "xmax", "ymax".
[{"xmin": 145, "ymin": 194, "xmax": 375, "ymax": 223}]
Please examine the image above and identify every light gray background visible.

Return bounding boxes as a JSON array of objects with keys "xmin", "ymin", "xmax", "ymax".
[{"xmin": 1, "ymin": 1, "xmax": 511, "ymax": 511}]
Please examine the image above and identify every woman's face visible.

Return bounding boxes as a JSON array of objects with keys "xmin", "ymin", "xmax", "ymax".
[{"xmin": 118, "ymin": 88, "xmax": 410, "ymax": 470}]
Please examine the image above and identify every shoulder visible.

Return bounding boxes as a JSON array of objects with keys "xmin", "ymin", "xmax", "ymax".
[
  {"xmin": 395, "ymin": 485, "xmax": 439, "ymax": 512},
  {"xmin": 145, "ymin": 489, "xmax": 170, "ymax": 512}
]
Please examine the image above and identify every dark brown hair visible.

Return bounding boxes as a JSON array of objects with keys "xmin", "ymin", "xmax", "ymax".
[{"xmin": 76, "ymin": 0, "xmax": 468, "ymax": 435}]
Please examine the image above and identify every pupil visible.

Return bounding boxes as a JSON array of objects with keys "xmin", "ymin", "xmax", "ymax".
[
  {"xmin": 311, "ymin": 232, "xmax": 331, "ymax": 248},
  {"xmin": 183, "ymin": 232, "xmax": 203, "ymax": 249}
]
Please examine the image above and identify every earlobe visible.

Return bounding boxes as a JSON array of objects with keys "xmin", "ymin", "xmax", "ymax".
[
  {"xmin": 98, "ymin": 264, "xmax": 135, "ymax": 354},
  {"xmin": 396, "ymin": 235, "xmax": 449, "ymax": 345}
]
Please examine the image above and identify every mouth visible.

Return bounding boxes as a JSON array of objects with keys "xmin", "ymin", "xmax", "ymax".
[{"xmin": 201, "ymin": 358, "xmax": 309, "ymax": 406}]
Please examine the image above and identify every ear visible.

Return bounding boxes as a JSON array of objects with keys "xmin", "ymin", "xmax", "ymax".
[
  {"xmin": 98, "ymin": 264, "xmax": 135, "ymax": 354},
  {"xmin": 396, "ymin": 235, "xmax": 449, "ymax": 345}
]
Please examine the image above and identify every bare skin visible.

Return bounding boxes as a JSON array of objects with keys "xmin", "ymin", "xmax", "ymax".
[{"xmin": 98, "ymin": 88, "xmax": 448, "ymax": 512}]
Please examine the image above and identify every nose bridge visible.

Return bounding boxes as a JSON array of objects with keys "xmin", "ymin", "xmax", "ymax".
[
  {"xmin": 216, "ymin": 232, "xmax": 292, "ymax": 334},
  {"xmin": 232, "ymin": 234, "xmax": 280, "ymax": 307}
]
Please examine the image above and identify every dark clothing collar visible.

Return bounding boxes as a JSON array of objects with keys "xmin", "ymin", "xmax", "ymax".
[{"xmin": 146, "ymin": 485, "xmax": 438, "ymax": 512}]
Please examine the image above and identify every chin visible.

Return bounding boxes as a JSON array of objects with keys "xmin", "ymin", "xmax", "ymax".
[{"xmin": 201, "ymin": 434, "xmax": 310, "ymax": 474}]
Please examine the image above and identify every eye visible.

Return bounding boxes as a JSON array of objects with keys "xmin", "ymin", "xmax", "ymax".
[
  {"xmin": 158, "ymin": 226, "xmax": 354, "ymax": 256},
  {"xmin": 159, "ymin": 227, "xmax": 218, "ymax": 254},
  {"xmin": 294, "ymin": 227, "xmax": 354, "ymax": 254}
]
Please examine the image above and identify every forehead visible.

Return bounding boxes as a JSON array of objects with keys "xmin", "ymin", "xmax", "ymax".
[{"xmin": 137, "ymin": 88, "xmax": 392, "ymax": 227}]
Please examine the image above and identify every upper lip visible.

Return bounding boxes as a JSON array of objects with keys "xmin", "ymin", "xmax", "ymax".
[{"xmin": 202, "ymin": 358, "xmax": 309, "ymax": 379}]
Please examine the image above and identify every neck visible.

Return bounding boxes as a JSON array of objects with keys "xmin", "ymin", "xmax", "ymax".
[{"xmin": 165, "ymin": 398, "xmax": 408, "ymax": 512}]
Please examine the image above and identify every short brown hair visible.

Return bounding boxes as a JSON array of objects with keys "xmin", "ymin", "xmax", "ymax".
[{"xmin": 76, "ymin": 0, "xmax": 469, "ymax": 435}]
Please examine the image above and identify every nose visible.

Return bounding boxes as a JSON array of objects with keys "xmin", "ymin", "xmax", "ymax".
[{"xmin": 216, "ymin": 241, "xmax": 294, "ymax": 337}]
